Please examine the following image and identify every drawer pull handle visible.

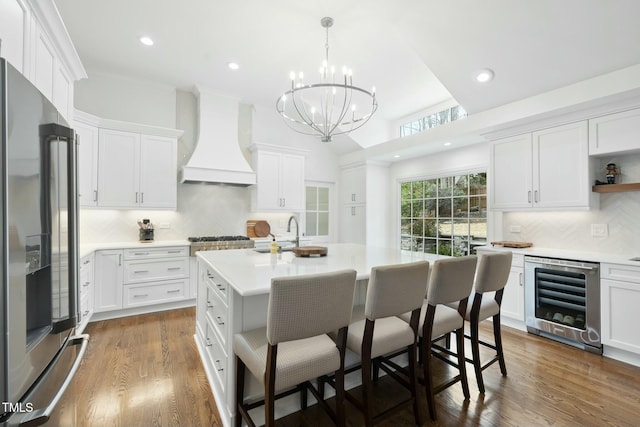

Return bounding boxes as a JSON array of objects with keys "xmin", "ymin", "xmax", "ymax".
[
  {"xmin": 134, "ymin": 252, "xmax": 149, "ymax": 256},
  {"xmin": 215, "ymin": 360, "xmax": 224, "ymax": 372},
  {"xmin": 207, "ymin": 301, "xmax": 213, "ymax": 308},
  {"xmin": 167, "ymin": 267, "xmax": 181, "ymax": 271},
  {"xmin": 167, "ymin": 289, "xmax": 181, "ymax": 294},
  {"xmin": 133, "ymin": 294, "xmax": 149, "ymax": 298},
  {"xmin": 168, "ymin": 250, "xmax": 182, "ymax": 254},
  {"xmin": 206, "ymin": 338, "xmax": 212, "ymax": 347},
  {"xmin": 83, "ymin": 282, "xmax": 90, "ymax": 287},
  {"xmin": 134, "ymin": 270, "xmax": 149, "ymax": 274},
  {"xmin": 216, "ymin": 284, "xmax": 226, "ymax": 291},
  {"xmin": 82, "ymin": 260, "xmax": 90, "ymax": 265},
  {"xmin": 216, "ymin": 316, "xmax": 225, "ymax": 326},
  {"xmin": 83, "ymin": 310, "xmax": 89, "ymax": 316}
]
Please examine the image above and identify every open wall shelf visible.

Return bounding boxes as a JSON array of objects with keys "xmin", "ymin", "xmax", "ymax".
[{"xmin": 592, "ymin": 183, "xmax": 640, "ymax": 193}]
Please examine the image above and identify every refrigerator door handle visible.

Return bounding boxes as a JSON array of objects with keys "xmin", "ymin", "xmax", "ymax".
[
  {"xmin": 40, "ymin": 124, "xmax": 79, "ymax": 333},
  {"xmin": 17, "ymin": 335, "xmax": 90, "ymax": 427}
]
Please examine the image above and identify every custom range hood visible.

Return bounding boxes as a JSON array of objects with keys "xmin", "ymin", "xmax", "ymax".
[{"xmin": 181, "ymin": 87, "xmax": 256, "ymax": 185}]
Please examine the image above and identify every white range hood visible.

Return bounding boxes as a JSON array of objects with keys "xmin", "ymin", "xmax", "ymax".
[{"xmin": 181, "ymin": 88, "xmax": 256, "ymax": 185}]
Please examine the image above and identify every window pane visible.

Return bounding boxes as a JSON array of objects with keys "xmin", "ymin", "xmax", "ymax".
[
  {"xmin": 318, "ymin": 188, "xmax": 329, "ymax": 210},
  {"xmin": 438, "ymin": 177, "xmax": 453, "ymax": 197},
  {"xmin": 411, "ymin": 219, "xmax": 425, "ymax": 237},
  {"xmin": 412, "ymin": 181, "xmax": 424, "ymax": 199},
  {"xmin": 412, "ymin": 200, "xmax": 424, "ymax": 218},
  {"xmin": 470, "ymin": 219, "xmax": 487, "ymax": 240},
  {"xmin": 452, "ymin": 219, "xmax": 469, "ymax": 240},
  {"xmin": 438, "ymin": 221, "xmax": 452, "ymax": 238},
  {"xmin": 454, "ymin": 175, "xmax": 469, "ymax": 196},
  {"xmin": 453, "ymin": 197, "xmax": 468, "ymax": 217},
  {"xmin": 401, "ymin": 219, "xmax": 412, "ymax": 236},
  {"xmin": 305, "ymin": 212, "xmax": 317, "ymax": 236},
  {"xmin": 438, "ymin": 240, "xmax": 453, "ymax": 256},
  {"xmin": 424, "ymin": 219, "xmax": 437, "ymax": 238},
  {"xmin": 401, "ymin": 201, "xmax": 411, "ymax": 218},
  {"xmin": 469, "ymin": 195, "xmax": 486, "ymax": 218},
  {"xmin": 306, "ymin": 187, "xmax": 317, "ymax": 210},
  {"xmin": 318, "ymin": 213, "xmax": 329, "ymax": 235},
  {"xmin": 438, "ymin": 198, "xmax": 452, "ymax": 217},
  {"xmin": 424, "ymin": 238, "xmax": 437, "ymax": 254},
  {"xmin": 424, "ymin": 199, "xmax": 437, "ymax": 218},
  {"xmin": 470, "ymin": 173, "xmax": 487, "ymax": 195},
  {"xmin": 424, "ymin": 179, "xmax": 437, "ymax": 198},
  {"xmin": 401, "ymin": 182, "xmax": 412, "ymax": 200}
]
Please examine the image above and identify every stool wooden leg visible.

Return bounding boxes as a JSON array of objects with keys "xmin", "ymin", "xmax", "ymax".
[
  {"xmin": 408, "ymin": 342, "xmax": 422, "ymax": 425},
  {"xmin": 265, "ymin": 344, "xmax": 278, "ymax": 427},
  {"xmin": 456, "ymin": 327, "xmax": 471, "ymax": 400},
  {"xmin": 362, "ymin": 320, "xmax": 375, "ymax": 427},
  {"xmin": 493, "ymin": 314, "xmax": 508, "ymax": 376},
  {"xmin": 235, "ymin": 356, "xmax": 245, "ymax": 427},
  {"xmin": 470, "ymin": 316, "xmax": 485, "ymax": 394}
]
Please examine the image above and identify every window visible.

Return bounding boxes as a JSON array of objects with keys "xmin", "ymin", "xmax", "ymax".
[
  {"xmin": 400, "ymin": 172, "xmax": 487, "ymax": 256},
  {"xmin": 305, "ymin": 185, "xmax": 330, "ymax": 238},
  {"xmin": 399, "ymin": 105, "xmax": 468, "ymax": 138}
]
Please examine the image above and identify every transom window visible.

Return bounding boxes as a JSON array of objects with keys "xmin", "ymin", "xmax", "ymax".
[{"xmin": 400, "ymin": 172, "xmax": 487, "ymax": 256}]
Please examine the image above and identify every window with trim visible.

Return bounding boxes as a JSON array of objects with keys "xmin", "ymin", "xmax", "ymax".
[
  {"xmin": 305, "ymin": 185, "xmax": 330, "ymax": 238},
  {"xmin": 400, "ymin": 172, "xmax": 487, "ymax": 256}
]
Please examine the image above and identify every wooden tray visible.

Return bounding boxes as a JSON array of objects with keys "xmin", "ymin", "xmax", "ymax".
[
  {"xmin": 293, "ymin": 246, "xmax": 328, "ymax": 257},
  {"xmin": 490, "ymin": 241, "xmax": 533, "ymax": 248}
]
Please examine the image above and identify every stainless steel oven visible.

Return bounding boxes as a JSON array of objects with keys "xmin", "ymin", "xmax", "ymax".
[{"xmin": 524, "ymin": 256, "xmax": 601, "ymax": 354}]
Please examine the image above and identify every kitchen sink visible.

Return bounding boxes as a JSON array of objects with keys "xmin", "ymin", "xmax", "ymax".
[{"xmin": 253, "ymin": 247, "xmax": 294, "ymax": 253}]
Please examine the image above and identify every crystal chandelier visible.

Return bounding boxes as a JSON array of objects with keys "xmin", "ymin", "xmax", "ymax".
[{"xmin": 276, "ymin": 17, "xmax": 378, "ymax": 142}]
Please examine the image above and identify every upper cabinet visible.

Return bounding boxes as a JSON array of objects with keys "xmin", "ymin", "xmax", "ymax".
[
  {"xmin": 250, "ymin": 144, "xmax": 306, "ymax": 212},
  {"xmin": 341, "ymin": 166, "xmax": 366, "ymax": 205},
  {"xmin": 589, "ymin": 108, "xmax": 640, "ymax": 156},
  {"xmin": 75, "ymin": 111, "xmax": 182, "ymax": 210},
  {"xmin": 0, "ymin": 0, "xmax": 86, "ymax": 120},
  {"xmin": 490, "ymin": 121, "xmax": 596, "ymax": 210}
]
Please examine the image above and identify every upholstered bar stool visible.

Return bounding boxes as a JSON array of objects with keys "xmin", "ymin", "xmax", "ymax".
[
  {"xmin": 464, "ymin": 251, "xmax": 512, "ymax": 393},
  {"xmin": 233, "ymin": 269, "xmax": 357, "ymax": 427},
  {"xmin": 402, "ymin": 256, "xmax": 477, "ymax": 421},
  {"xmin": 344, "ymin": 261, "xmax": 429, "ymax": 427}
]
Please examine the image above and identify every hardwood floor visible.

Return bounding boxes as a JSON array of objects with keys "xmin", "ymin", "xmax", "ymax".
[{"xmin": 74, "ymin": 308, "xmax": 640, "ymax": 426}]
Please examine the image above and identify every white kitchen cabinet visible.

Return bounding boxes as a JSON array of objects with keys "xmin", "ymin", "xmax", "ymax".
[
  {"xmin": 0, "ymin": 0, "xmax": 29, "ymax": 74},
  {"xmin": 341, "ymin": 166, "xmax": 366, "ymax": 204},
  {"xmin": 77, "ymin": 253, "xmax": 94, "ymax": 333},
  {"xmin": 96, "ymin": 128, "xmax": 177, "ymax": 209},
  {"xmin": 251, "ymin": 144, "xmax": 305, "ymax": 211},
  {"xmin": 340, "ymin": 204, "xmax": 366, "ymax": 245},
  {"xmin": 589, "ymin": 108, "xmax": 640, "ymax": 156},
  {"xmin": 94, "ymin": 250, "xmax": 124, "ymax": 313},
  {"xmin": 601, "ymin": 263, "xmax": 640, "ymax": 355},
  {"xmin": 75, "ymin": 121, "xmax": 99, "ymax": 207},
  {"xmin": 490, "ymin": 121, "xmax": 594, "ymax": 210}
]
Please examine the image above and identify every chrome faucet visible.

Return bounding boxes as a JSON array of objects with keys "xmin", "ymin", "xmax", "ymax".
[{"xmin": 287, "ymin": 215, "xmax": 300, "ymax": 248}]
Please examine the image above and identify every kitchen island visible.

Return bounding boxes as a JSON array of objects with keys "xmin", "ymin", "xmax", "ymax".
[{"xmin": 194, "ymin": 243, "xmax": 447, "ymax": 426}]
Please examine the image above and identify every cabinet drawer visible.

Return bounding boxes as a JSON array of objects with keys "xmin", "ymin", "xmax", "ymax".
[
  {"xmin": 601, "ymin": 263, "xmax": 640, "ymax": 283},
  {"xmin": 206, "ymin": 285, "xmax": 228, "ymax": 346},
  {"xmin": 205, "ymin": 320, "xmax": 227, "ymax": 391},
  {"xmin": 123, "ymin": 279, "xmax": 188, "ymax": 308},
  {"xmin": 204, "ymin": 268, "xmax": 228, "ymax": 301},
  {"xmin": 123, "ymin": 246, "xmax": 188, "ymax": 260},
  {"xmin": 512, "ymin": 253, "xmax": 525, "ymax": 268},
  {"xmin": 124, "ymin": 257, "xmax": 188, "ymax": 283}
]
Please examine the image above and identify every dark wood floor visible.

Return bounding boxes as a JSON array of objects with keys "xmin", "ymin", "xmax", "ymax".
[{"xmin": 74, "ymin": 308, "xmax": 640, "ymax": 426}]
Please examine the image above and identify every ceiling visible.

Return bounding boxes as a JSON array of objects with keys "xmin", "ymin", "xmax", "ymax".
[{"xmin": 54, "ymin": 0, "xmax": 640, "ymax": 151}]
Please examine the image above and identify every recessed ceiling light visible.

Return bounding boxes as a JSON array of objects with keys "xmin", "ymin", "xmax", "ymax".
[
  {"xmin": 393, "ymin": 154, "xmax": 400, "ymax": 158},
  {"xmin": 227, "ymin": 62, "xmax": 240, "ymax": 70},
  {"xmin": 444, "ymin": 142, "xmax": 452, "ymax": 146},
  {"xmin": 139, "ymin": 36, "xmax": 154, "ymax": 46},
  {"xmin": 475, "ymin": 68, "xmax": 494, "ymax": 83}
]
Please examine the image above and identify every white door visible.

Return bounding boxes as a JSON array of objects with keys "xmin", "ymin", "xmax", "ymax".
[
  {"xmin": 280, "ymin": 154, "xmax": 305, "ymax": 210},
  {"xmin": 255, "ymin": 151, "xmax": 281, "ymax": 210},
  {"xmin": 501, "ymin": 266, "xmax": 524, "ymax": 321},
  {"xmin": 97, "ymin": 129, "xmax": 140, "ymax": 208},
  {"xmin": 340, "ymin": 204, "xmax": 366, "ymax": 244},
  {"xmin": 490, "ymin": 134, "xmax": 533, "ymax": 209},
  {"xmin": 139, "ymin": 134, "xmax": 177, "ymax": 209},
  {"xmin": 94, "ymin": 250, "xmax": 124, "ymax": 313}
]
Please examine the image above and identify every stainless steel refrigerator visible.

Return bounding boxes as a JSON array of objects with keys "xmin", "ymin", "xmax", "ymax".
[{"xmin": 0, "ymin": 58, "xmax": 89, "ymax": 426}]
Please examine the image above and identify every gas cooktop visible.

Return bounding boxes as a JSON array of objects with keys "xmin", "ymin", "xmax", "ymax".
[{"xmin": 188, "ymin": 235, "xmax": 251, "ymax": 242}]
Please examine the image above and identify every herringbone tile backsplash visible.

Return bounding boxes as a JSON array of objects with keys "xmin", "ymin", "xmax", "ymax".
[{"xmin": 503, "ymin": 154, "xmax": 640, "ymax": 255}]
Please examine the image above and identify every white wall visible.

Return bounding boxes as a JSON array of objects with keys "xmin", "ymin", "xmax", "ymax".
[
  {"xmin": 502, "ymin": 154, "xmax": 640, "ymax": 255},
  {"xmin": 76, "ymin": 74, "xmax": 341, "ymax": 244}
]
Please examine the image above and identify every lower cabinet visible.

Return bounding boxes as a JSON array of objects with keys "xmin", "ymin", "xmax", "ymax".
[
  {"xmin": 77, "ymin": 253, "xmax": 94, "ymax": 333},
  {"xmin": 601, "ymin": 263, "xmax": 640, "ymax": 355},
  {"xmin": 93, "ymin": 245, "xmax": 191, "ymax": 317}
]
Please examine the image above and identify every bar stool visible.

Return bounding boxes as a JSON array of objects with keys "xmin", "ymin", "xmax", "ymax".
[
  {"xmin": 344, "ymin": 261, "xmax": 429, "ymax": 427},
  {"xmin": 402, "ymin": 256, "xmax": 477, "ymax": 421},
  {"xmin": 233, "ymin": 269, "xmax": 357, "ymax": 427},
  {"xmin": 464, "ymin": 251, "xmax": 512, "ymax": 393}
]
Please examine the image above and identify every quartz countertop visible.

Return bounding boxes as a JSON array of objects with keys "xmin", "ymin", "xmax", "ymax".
[
  {"xmin": 475, "ymin": 244, "xmax": 640, "ymax": 267},
  {"xmin": 79, "ymin": 240, "xmax": 190, "ymax": 258},
  {"xmin": 197, "ymin": 243, "xmax": 449, "ymax": 296}
]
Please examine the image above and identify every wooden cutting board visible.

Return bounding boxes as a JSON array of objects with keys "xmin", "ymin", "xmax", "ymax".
[
  {"xmin": 247, "ymin": 220, "xmax": 271, "ymax": 238},
  {"xmin": 490, "ymin": 241, "xmax": 533, "ymax": 248},
  {"xmin": 293, "ymin": 246, "xmax": 328, "ymax": 257}
]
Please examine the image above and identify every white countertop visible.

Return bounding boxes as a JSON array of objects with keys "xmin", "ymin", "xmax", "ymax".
[
  {"xmin": 197, "ymin": 243, "xmax": 449, "ymax": 296},
  {"xmin": 79, "ymin": 240, "xmax": 190, "ymax": 258},
  {"xmin": 475, "ymin": 244, "xmax": 640, "ymax": 266}
]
